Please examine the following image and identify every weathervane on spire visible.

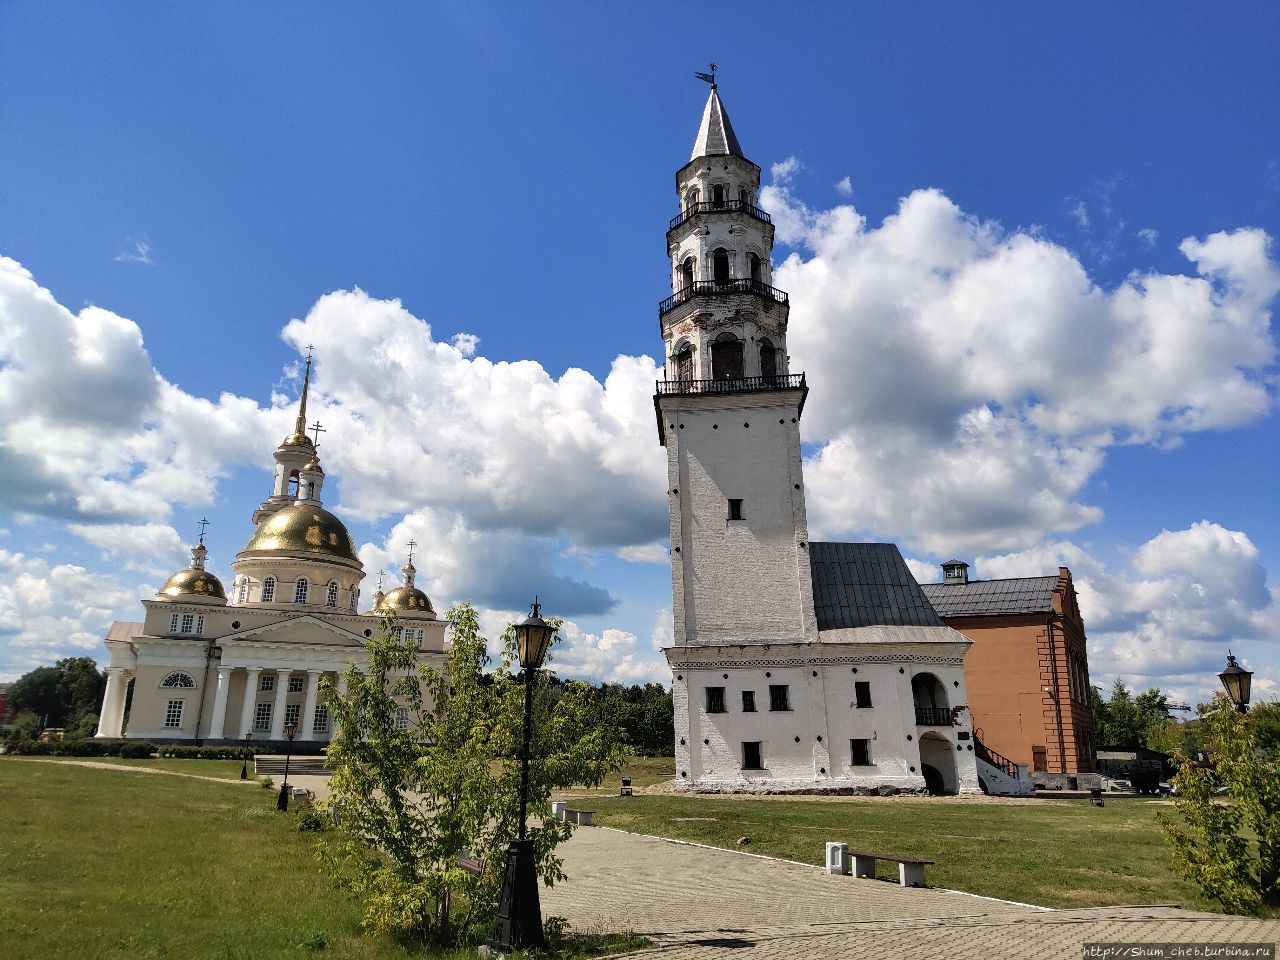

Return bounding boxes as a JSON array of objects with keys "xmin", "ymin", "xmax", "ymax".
[
  {"xmin": 695, "ymin": 63, "xmax": 718, "ymax": 88},
  {"xmin": 196, "ymin": 517, "xmax": 210, "ymax": 544}
]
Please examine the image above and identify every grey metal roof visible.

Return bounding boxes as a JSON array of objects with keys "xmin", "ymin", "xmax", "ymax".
[
  {"xmin": 809, "ymin": 542, "xmax": 946, "ymax": 630},
  {"xmin": 920, "ymin": 576, "xmax": 1058, "ymax": 618},
  {"xmin": 691, "ymin": 87, "xmax": 743, "ymax": 160}
]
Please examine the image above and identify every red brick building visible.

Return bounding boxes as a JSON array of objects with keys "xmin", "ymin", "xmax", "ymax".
[{"xmin": 921, "ymin": 563, "xmax": 1094, "ymax": 774}]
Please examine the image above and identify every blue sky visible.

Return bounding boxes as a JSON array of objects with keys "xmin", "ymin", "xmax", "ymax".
[{"xmin": 1, "ymin": 4, "xmax": 1277, "ymax": 708}]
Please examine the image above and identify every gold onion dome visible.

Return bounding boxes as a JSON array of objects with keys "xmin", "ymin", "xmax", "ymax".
[
  {"xmin": 241, "ymin": 504, "xmax": 358, "ymax": 562},
  {"xmin": 158, "ymin": 567, "xmax": 227, "ymax": 600},
  {"xmin": 378, "ymin": 585, "xmax": 435, "ymax": 615}
]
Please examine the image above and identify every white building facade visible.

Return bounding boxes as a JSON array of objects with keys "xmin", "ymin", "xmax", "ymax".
[
  {"xmin": 96, "ymin": 358, "xmax": 446, "ymax": 746},
  {"xmin": 658, "ymin": 84, "xmax": 980, "ymax": 794}
]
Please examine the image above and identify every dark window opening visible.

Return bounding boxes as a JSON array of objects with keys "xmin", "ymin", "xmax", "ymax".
[
  {"xmin": 739, "ymin": 187, "xmax": 749, "ymax": 204},
  {"xmin": 675, "ymin": 346, "xmax": 694, "ymax": 382},
  {"xmin": 711, "ymin": 332, "xmax": 743, "ymax": 380},
  {"xmin": 741, "ymin": 690, "xmax": 756, "ymax": 712},
  {"xmin": 727, "ymin": 498, "xmax": 744, "ymax": 521},
  {"xmin": 706, "ymin": 686, "xmax": 726, "ymax": 713},
  {"xmin": 749, "ymin": 252, "xmax": 762, "ymax": 283},
  {"xmin": 855, "ymin": 681, "xmax": 872, "ymax": 708},
  {"xmin": 712, "ymin": 183, "xmax": 725, "ymax": 208},
  {"xmin": 769, "ymin": 685, "xmax": 791, "ymax": 712},
  {"xmin": 743, "ymin": 741, "xmax": 763, "ymax": 770},
  {"xmin": 681, "ymin": 257, "xmax": 695, "ymax": 290},
  {"xmin": 287, "ymin": 471, "xmax": 299, "ymax": 497},
  {"xmin": 759, "ymin": 337, "xmax": 777, "ymax": 381},
  {"xmin": 851, "ymin": 739, "xmax": 872, "ymax": 766},
  {"xmin": 712, "ymin": 247, "xmax": 730, "ymax": 285}
]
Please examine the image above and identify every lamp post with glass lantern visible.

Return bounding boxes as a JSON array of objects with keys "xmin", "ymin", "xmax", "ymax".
[
  {"xmin": 490, "ymin": 599, "xmax": 556, "ymax": 953},
  {"xmin": 276, "ymin": 722, "xmax": 299, "ymax": 812},
  {"xmin": 1218, "ymin": 653, "xmax": 1253, "ymax": 713}
]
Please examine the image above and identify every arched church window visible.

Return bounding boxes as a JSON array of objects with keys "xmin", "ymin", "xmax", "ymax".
[
  {"xmin": 685, "ymin": 187, "xmax": 699, "ymax": 209},
  {"xmin": 674, "ymin": 344, "xmax": 695, "ymax": 382},
  {"xmin": 749, "ymin": 252, "xmax": 762, "ymax": 284},
  {"xmin": 262, "ymin": 576, "xmax": 276, "ymax": 602},
  {"xmin": 326, "ymin": 581, "xmax": 339, "ymax": 607},
  {"xmin": 287, "ymin": 471, "xmax": 299, "ymax": 498},
  {"xmin": 759, "ymin": 338, "xmax": 778, "ymax": 382},
  {"xmin": 305, "ymin": 481, "xmax": 315, "ymax": 500},
  {"xmin": 161, "ymin": 672, "xmax": 196, "ymax": 688},
  {"xmin": 294, "ymin": 578, "xmax": 310, "ymax": 604},
  {"xmin": 680, "ymin": 257, "xmax": 695, "ymax": 291},
  {"xmin": 712, "ymin": 248, "xmax": 730, "ymax": 286},
  {"xmin": 712, "ymin": 184, "xmax": 725, "ymax": 208},
  {"xmin": 739, "ymin": 187, "xmax": 749, "ymax": 205},
  {"xmin": 711, "ymin": 333, "xmax": 744, "ymax": 381}
]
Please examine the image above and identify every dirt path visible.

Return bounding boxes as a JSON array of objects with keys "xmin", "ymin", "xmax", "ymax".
[{"xmin": 9, "ymin": 757, "xmax": 255, "ymax": 785}]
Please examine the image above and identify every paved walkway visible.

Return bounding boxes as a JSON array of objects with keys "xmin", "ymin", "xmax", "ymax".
[{"xmin": 541, "ymin": 826, "xmax": 1280, "ymax": 960}]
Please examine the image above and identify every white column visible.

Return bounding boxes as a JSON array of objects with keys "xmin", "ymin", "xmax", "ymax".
[
  {"xmin": 269, "ymin": 669, "xmax": 291, "ymax": 740},
  {"xmin": 239, "ymin": 667, "xmax": 261, "ymax": 739},
  {"xmin": 95, "ymin": 668, "xmax": 129, "ymax": 738},
  {"xmin": 208, "ymin": 667, "xmax": 232, "ymax": 741},
  {"xmin": 300, "ymin": 669, "xmax": 322, "ymax": 741}
]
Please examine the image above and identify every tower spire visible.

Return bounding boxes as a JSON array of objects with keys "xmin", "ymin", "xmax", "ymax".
[{"xmin": 288, "ymin": 348, "xmax": 314, "ymax": 446}]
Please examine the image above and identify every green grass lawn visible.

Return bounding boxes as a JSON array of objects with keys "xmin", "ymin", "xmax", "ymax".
[
  {"xmin": 581, "ymin": 792, "xmax": 1222, "ymax": 913},
  {"xmin": 0, "ymin": 758, "xmax": 415, "ymax": 960},
  {"xmin": 56, "ymin": 756, "xmax": 251, "ymax": 779}
]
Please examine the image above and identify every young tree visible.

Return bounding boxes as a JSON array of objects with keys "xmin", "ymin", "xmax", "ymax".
[
  {"xmin": 320, "ymin": 604, "xmax": 625, "ymax": 946},
  {"xmin": 1157, "ymin": 695, "xmax": 1280, "ymax": 915}
]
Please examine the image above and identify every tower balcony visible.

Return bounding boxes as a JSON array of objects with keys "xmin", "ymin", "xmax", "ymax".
[
  {"xmin": 655, "ymin": 373, "xmax": 806, "ymax": 398},
  {"xmin": 668, "ymin": 198, "xmax": 773, "ymax": 232},
  {"xmin": 658, "ymin": 279, "xmax": 789, "ymax": 318}
]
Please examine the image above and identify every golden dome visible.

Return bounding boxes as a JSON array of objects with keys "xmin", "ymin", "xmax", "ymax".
[
  {"xmin": 158, "ymin": 568, "xmax": 227, "ymax": 601},
  {"xmin": 241, "ymin": 504, "xmax": 359, "ymax": 562},
  {"xmin": 377, "ymin": 586, "xmax": 435, "ymax": 615}
]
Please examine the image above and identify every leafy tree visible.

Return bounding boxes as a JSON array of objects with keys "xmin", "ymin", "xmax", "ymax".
[
  {"xmin": 1092, "ymin": 679, "xmax": 1171, "ymax": 749},
  {"xmin": 6, "ymin": 658, "xmax": 105, "ymax": 730},
  {"xmin": 588, "ymin": 682, "xmax": 673, "ymax": 755},
  {"xmin": 1157, "ymin": 695, "xmax": 1280, "ymax": 915},
  {"xmin": 320, "ymin": 604, "xmax": 625, "ymax": 947}
]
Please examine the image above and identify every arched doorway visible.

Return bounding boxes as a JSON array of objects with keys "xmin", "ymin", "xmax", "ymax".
[
  {"xmin": 712, "ymin": 248, "xmax": 731, "ymax": 285},
  {"xmin": 918, "ymin": 733, "xmax": 957, "ymax": 795},
  {"xmin": 911, "ymin": 672, "xmax": 949, "ymax": 726},
  {"xmin": 759, "ymin": 338, "xmax": 777, "ymax": 382}
]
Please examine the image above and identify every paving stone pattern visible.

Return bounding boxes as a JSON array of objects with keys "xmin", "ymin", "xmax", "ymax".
[{"xmin": 542, "ymin": 826, "xmax": 1280, "ymax": 960}]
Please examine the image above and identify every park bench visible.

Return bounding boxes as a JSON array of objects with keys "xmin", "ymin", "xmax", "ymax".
[
  {"xmin": 550, "ymin": 802, "xmax": 594, "ymax": 826},
  {"xmin": 825, "ymin": 842, "xmax": 933, "ymax": 887}
]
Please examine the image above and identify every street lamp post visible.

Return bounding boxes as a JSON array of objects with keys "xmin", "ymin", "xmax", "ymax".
[
  {"xmin": 241, "ymin": 731, "xmax": 252, "ymax": 780},
  {"xmin": 490, "ymin": 599, "xmax": 556, "ymax": 954},
  {"xmin": 1218, "ymin": 653, "xmax": 1253, "ymax": 713},
  {"xmin": 276, "ymin": 722, "xmax": 299, "ymax": 812}
]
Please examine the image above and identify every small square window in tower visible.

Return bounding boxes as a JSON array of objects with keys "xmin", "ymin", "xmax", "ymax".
[
  {"xmin": 742, "ymin": 741, "xmax": 763, "ymax": 770},
  {"xmin": 705, "ymin": 686, "xmax": 726, "ymax": 713},
  {"xmin": 741, "ymin": 690, "xmax": 756, "ymax": 712},
  {"xmin": 768, "ymin": 685, "xmax": 791, "ymax": 712},
  {"xmin": 727, "ymin": 498, "xmax": 744, "ymax": 521},
  {"xmin": 854, "ymin": 681, "xmax": 873, "ymax": 708},
  {"xmin": 851, "ymin": 739, "xmax": 872, "ymax": 766}
]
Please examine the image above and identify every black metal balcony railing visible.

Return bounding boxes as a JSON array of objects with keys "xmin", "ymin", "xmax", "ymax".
[
  {"xmin": 914, "ymin": 706, "xmax": 953, "ymax": 726},
  {"xmin": 659, "ymin": 279, "xmax": 789, "ymax": 316},
  {"xmin": 656, "ymin": 373, "xmax": 805, "ymax": 398},
  {"xmin": 974, "ymin": 733, "xmax": 1019, "ymax": 778},
  {"xmin": 668, "ymin": 199, "xmax": 773, "ymax": 232}
]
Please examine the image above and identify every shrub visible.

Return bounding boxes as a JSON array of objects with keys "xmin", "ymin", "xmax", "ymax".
[
  {"xmin": 116, "ymin": 741, "xmax": 156, "ymax": 759},
  {"xmin": 259, "ymin": 776, "xmax": 274, "ymax": 789}
]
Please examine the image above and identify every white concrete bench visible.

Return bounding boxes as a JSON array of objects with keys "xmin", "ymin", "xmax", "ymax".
[{"xmin": 826, "ymin": 842, "xmax": 933, "ymax": 887}]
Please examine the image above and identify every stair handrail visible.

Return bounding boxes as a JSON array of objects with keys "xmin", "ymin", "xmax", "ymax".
[{"xmin": 973, "ymin": 733, "xmax": 1019, "ymax": 779}]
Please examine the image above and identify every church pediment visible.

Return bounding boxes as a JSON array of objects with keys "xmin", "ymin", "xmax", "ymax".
[{"xmin": 221, "ymin": 613, "xmax": 370, "ymax": 647}]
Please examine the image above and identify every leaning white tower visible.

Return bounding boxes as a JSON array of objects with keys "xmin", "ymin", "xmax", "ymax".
[
  {"xmin": 656, "ymin": 78, "xmax": 818, "ymax": 651},
  {"xmin": 657, "ymin": 78, "xmax": 981, "ymax": 795}
]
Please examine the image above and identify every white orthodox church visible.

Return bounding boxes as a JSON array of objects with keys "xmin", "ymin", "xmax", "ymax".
[
  {"xmin": 96, "ymin": 359, "xmax": 446, "ymax": 746},
  {"xmin": 658, "ymin": 82, "xmax": 980, "ymax": 794}
]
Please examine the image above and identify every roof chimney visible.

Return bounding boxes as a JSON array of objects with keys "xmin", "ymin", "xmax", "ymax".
[{"xmin": 942, "ymin": 559, "xmax": 970, "ymax": 584}]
